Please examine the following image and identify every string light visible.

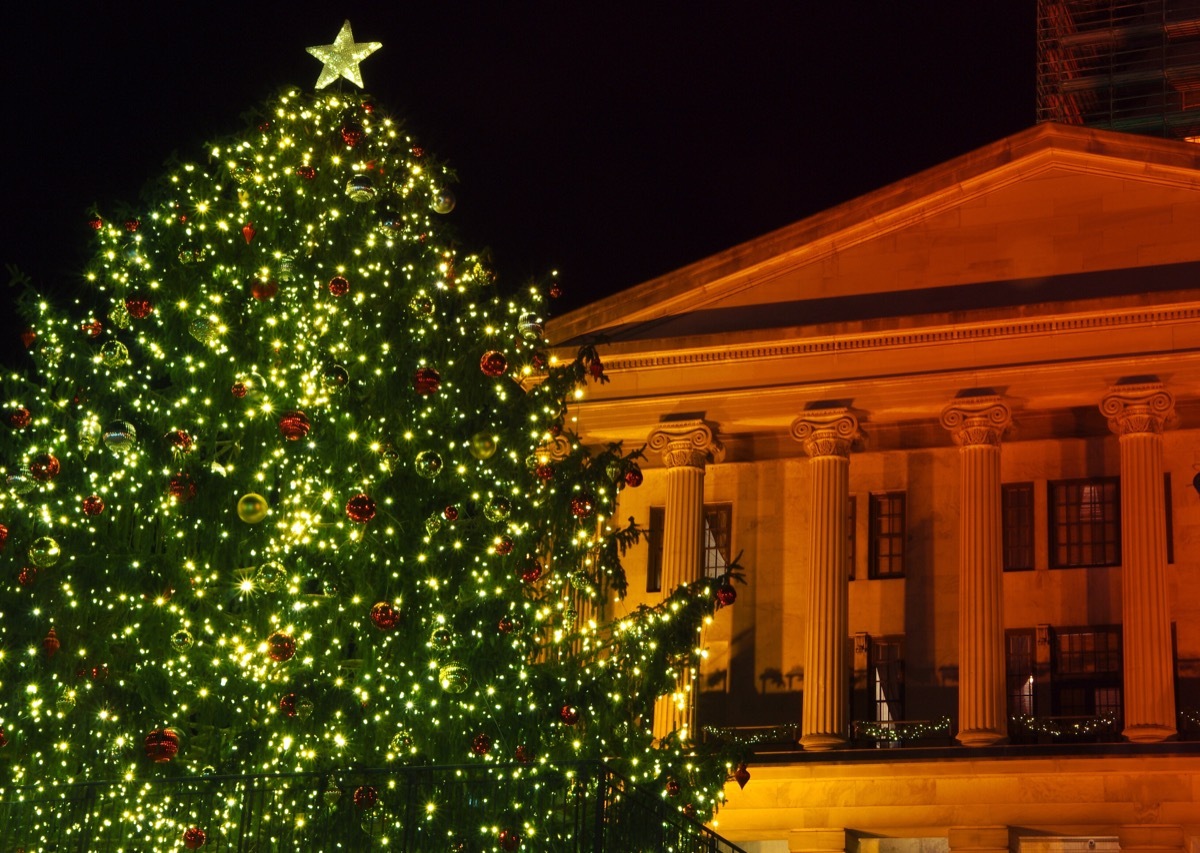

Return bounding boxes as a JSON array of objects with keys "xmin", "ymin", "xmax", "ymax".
[{"xmin": 0, "ymin": 75, "xmax": 744, "ymax": 850}]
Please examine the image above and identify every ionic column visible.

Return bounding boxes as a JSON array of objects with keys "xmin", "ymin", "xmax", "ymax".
[
  {"xmin": 791, "ymin": 409, "xmax": 862, "ymax": 750},
  {"xmin": 646, "ymin": 419, "xmax": 724, "ymax": 741},
  {"xmin": 1101, "ymin": 382, "xmax": 1177, "ymax": 743},
  {"xmin": 941, "ymin": 395, "xmax": 1012, "ymax": 747}
]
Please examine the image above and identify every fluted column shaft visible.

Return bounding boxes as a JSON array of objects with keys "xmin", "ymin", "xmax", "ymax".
[
  {"xmin": 1101, "ymin": 383, "xmax": 1177, "ymax": 743},
  {"xmin": 647, "ymin": 420, "xmax": 723, "ymax": 742},
  {"xmin": 792, "ymin": 410, "xmax": 861, "ymax": 750},
  {"xmin": 942, "ymin": 397, "xmax": 1011, "ymax": 747}
]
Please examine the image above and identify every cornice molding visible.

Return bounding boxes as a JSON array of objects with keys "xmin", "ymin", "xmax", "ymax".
[{"xmin": 591, "ymin": 302, "xmax": 1200, "ymax": 374}]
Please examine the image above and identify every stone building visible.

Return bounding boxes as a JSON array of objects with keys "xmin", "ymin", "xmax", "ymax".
[{"xmin": 550, "ymin": 122, "xmax": 1200, "ymax": 852}]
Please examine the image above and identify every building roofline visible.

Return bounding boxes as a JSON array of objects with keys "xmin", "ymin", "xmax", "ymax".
[{"xmin": 549, "ymin": 123, "xmax": 1200, "ymax": 344}]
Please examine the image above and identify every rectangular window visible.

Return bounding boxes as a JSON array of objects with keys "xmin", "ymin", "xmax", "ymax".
[
  {"xmin": 1006, "ymin": 629, "xmax": 1036, "ymax": 717},
  {"xmin": 868, "ymin": 492, "xmax": 906, "ymax": 579},
  {"xmin": 847, "ymin": 495, "xmax": 857, "ymax": 581},
  {"xmin": 870, "ymin": 636, "xmax": 904, "ymax": 722},
  {"xmin": 646, "ymin": 503, "xmax": 732, "ymax": 591},
  {"xmin": 700, "ymin": 504, "xmax": 733, "ymax": 580},
  {"xmin": 645, "ymin": 506, "xmax": 665, "ymax": 593},
  {"xmin": 1052, "ymin": 626, "xmax": 1122, "ymax": 724},
  {"xmin": 1049, "ymin": 478, "xmax": 1120, "ymax": 568},
  {"xmin": 1002, "ymin": 483, "xmax": 1035, "ymax": 571}
]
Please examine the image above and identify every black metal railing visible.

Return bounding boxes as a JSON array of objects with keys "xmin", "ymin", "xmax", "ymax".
[{"xmin": 0, "ymin": 761, "xmax": 746, "ymax": 852}]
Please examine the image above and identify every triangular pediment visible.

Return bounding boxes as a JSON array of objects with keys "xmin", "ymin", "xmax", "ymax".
[{"xmin": 551, "ymin": 123, "xmax": 1200, "ymax": 346}]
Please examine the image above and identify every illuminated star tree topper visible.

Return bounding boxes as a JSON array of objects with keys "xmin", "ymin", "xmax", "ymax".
[{"xmin": 306, "ymin": 20, "xmax": 382, "ymax": 89}]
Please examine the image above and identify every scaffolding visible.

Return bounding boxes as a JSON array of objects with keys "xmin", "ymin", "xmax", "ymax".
[{"xmin": 1037, "ymin": 0, "xmax": 1200, "ymax": 139}]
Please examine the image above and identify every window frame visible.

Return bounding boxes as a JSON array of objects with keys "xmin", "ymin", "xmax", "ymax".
[
  {"xmin": 867, "ymin": 491, "xmax": 906, "ymax": 579},
  {"xmin": 645, "ymin": 502, "xmax": 733, "ymax": 591},
  {"xmin": 869, "ymin": 635, "xmax": 905, "ymax": 723},
  {"xmin": 1048, "ymin": 477, "xmax": 1121, "ymax": 569},
  {"xmin": 1002, "ymin": 482, "xmax": 1035, "ymax": 571}
]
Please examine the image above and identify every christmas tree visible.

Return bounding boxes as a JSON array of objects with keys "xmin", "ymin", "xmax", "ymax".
[{"xmin": 0, "ymin": 22, "xmax": 742, "ymax": 851}]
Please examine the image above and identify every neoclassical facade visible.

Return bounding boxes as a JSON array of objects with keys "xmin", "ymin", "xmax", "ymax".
[{"xmin": 550, "ymin": 123, "xmax": 1200, "ymax": 852}]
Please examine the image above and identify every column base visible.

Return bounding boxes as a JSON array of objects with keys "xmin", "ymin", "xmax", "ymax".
[
  {"xmin": 799, "ymin": 732, "xmax": 848, "ymax": 751},
  {"xmin": 955, "ymin": 728, "xmax": 1007, "ymax": 747},
  {"xmin": 1123, "ymin": 724, "xmax": 1177, "ymax": 743}
]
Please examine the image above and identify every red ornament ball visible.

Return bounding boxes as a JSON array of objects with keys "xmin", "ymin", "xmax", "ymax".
[
  {"xmin": 8, "ymin": 407, "xmax": 30, "ymax": 429},
  {"xmin": 412, "ymin": 367, "xmax": 441, "ymax": 395},
  {"xmin": 17, "ymin": 566, "xmax": 37, "ymax": 587},
  {"xmin": 560, "ymin": 704, "xmax": 580, "ymax": 726},
  {"xmin": 471, "ymin": 732, "xmax": 492, "ymax": 756},
  {"xmin": 353, "ymin": 785, "xmax": 378, "ymax": 810},
  {"xmin": 0, "ymin": 523, "xmax": 7, "ymax": 551},
  {"xmin": 279, "ymin": 693, "xmax": 300, "ymax": 717},
  {"xmin": 267, "ymin": 631, "xmax": 296, "ymax": 662},
  {"xmin": 624, "ymin": 465, "xmax": 644, "ymax": 488},
  {"xmin": 513, "ymin": 743, "xmax": 532, "ymax": 763},
  {"xmin": 168, "ymin": 473, "xmax": 197, "ymax": 503},
  {"xmin": 144, "ymin": 728, "xmax": 180, "ymax": 762},
  {"xmin": 88, "ymin": 216, "xmax": 104, "ymax": 231},
  {"xmin": 124, "ymin": 297, "xmax": 153, "ymax": 319},
  {"xmin": 166, "ymin": 430, "xmax": 193, "ymax": 452},
  {"xmin": 570, "ymin": 494, "xmax": 596, "ymax": 519},
  {"xmin": 328, "ymin": 276, "xmax": 350, "ymax": 296},
  {"xmin": 370, "ymin": 601, "xmax": 400, "ymax": 631},
  {"xmin": 251, "ymin": 280, "xmax": 278, "ymax": 300},
  {"xmin": 479, "ymin": 350, "xmax": 508, "ymax": 377},
  {"xmin": 549, "ymin": 282, "xmax": 562, "ymax": 299},
  {"xmin": 231, "ymin": 382, "xmax": 248, "ymax": 398},
  {"xmin": 341, "ymin": 122, "xmax": 365, "ymax": 147},
  {"xmin": 124, "ymin": 219, "xmax": 141, "ymax": 233},
  {"xmin": 443, "ymin": 505, "xmax": 459, "ymax": 521},
  {"xmin": 83, "ymin": 495, "xmax": 105, "ymax": 516},
  {"xmin": 295, "ymin": 166, "xmax": 316, "ymax": 180},
  {"xmin": 499, "ymin": 829, "xmax": 521, "ymax": 851},
  {"xmin": 411, "ymin": 146, "xmax": 424, "ymax": 158},
  {"xmin": 666, "ymin": 778, "xmax": 681, "ymax": 797},
  {"xmin": 80, "ymin": 319, "xmax": 103, "ymax": 338},
  {"xmin": 520, "ymin": 559, "xmax": 543, "ymax": 584},
  {"xmin": 29, "ymin": 453, "xmax": 60, "ymax": 482},
  {"xmin": 346, "ymin": 493, "xmax": 376, "ymax": 524},
  {"xmin": 495, "ymin": 535, "xmax": 514, "ymax": 555},
  {"xmin": 716, "ymin": 584, "xmax": 738, "ymax": 607},
  {"xmin": 0, "ymin": 727, "xmax": 7, "ymax": 747},
  {"xmin": 683, "ymin": 803, "xmax": 696, "ymax": 818},
  {"xmin": 183, "ymin": 827, "xmax": 207, "ymax": 849},
  {"xmin": 497, "ymin": 616, "xmax": 515, "ymax": 634},
  {"xmin": 278, "ymin": 410, "xmax": 311, "ymax": 441},
  {"xmin": 535, "ymin": 464, "xmax": 555, "ymax": 483}
]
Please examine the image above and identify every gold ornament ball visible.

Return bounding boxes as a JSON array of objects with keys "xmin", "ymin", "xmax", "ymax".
[
  {"xmin": 237, "ymin": 493, "xmax": 270, "ymax": 523},
  {"xmin": 469, "ymin": 431, "xmax": 498, "ymax": 460}
]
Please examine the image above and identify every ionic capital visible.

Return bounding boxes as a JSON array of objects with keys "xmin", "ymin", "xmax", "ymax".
[
  {"xmin": 789, "ymin": 409, "xmax": 862, "ymax": 459},
  {"xmin": 647, "ymin": 420, "xmax": 724, "ymax": 470},
  {"xmin": 1101, "ymin": 382, "xmax": 1175, "ymax": 436},
  {"xmin": 940, "ymin": 396, "xmax": 1012, "ymax": 448}
]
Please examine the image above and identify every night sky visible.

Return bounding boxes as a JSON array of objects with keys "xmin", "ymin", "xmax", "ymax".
[{"xmin": 2, "ymin": 2, "xmax": 1034, "ymax": 335}]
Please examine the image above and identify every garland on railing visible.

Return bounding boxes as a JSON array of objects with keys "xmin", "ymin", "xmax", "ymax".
[
  {"xmin": 1177, "ymin": 709, "xmax": 1200, "ymax": 730},
  {"xmin": 1008, "ymin": 714, "xmax": 1117, "ymax": 737},
  {"xmin": 702, "ymin": 722, "xmax": 801, "ymax": 747},
  {"xmin": 852, "ymin": 717, "xmax": 952, "ymax": 741}
]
